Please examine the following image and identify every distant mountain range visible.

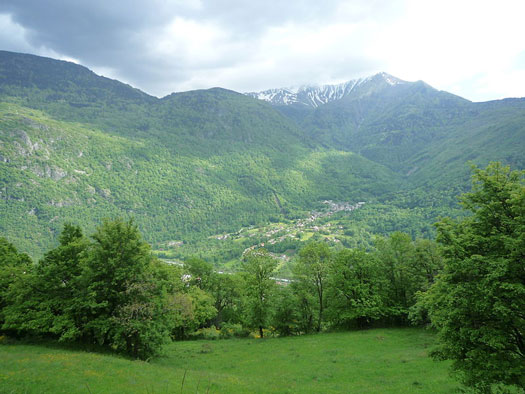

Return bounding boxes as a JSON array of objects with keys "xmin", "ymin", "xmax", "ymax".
[
  {"xmin": 247, "ymin": 70, "xmax": 525, "ymax": 186},
  {"xmin": 0, "ymin": 50, "xmax": 523, "ymax": 258}
]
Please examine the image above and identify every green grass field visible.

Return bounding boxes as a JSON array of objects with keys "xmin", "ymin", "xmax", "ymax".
[{"xmin": 0, "ymin": 328, "xmax": 458, "ymax": 393}]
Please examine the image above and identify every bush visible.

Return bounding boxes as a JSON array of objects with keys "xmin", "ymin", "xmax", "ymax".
[
  {"xmin": 218, "ymin": 323, "xmax": 250, "ymax": 339},
  {"xmin": 189, "ymin": 326, "xmax": 221, "ymax": 340}
]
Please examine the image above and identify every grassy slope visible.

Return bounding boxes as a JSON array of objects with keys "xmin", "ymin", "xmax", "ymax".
[{"xmin": 0, "ymin": 328, "xmax": 457, "ymax": 393}]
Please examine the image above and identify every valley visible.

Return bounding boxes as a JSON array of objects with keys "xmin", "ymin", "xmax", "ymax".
[
  {"xmin": 2, "ymin": 51, "xmax": 521, "ymax": 262},
  {"xmin": 155, "ymin": 199, "xmax": 367, "ymax": 274}
]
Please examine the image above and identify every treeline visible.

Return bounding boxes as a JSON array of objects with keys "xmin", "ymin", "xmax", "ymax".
[
  {"xmin": 180, "ymin": 234, "xmax": 442, "ymax": 340},
  {"xmin": 0, "ymin": 220, "xmax": 439, "ymax": 359}
]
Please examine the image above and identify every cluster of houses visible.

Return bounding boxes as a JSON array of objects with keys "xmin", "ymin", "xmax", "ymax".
[{"xmin": 239, "ymin": 200, "xmax": 365, "ymax": 255}]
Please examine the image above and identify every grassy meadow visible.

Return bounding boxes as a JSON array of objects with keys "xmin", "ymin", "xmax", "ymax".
[{"xmin": 0, "ymin": 328, "xmax": 458, "ymax": 393}]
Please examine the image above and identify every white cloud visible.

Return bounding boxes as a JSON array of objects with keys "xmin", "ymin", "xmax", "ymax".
[
  {"xmin": 0, "ymin": 13, "xmax": 33, "ymax": 52},
  {"xmin": 150, "ymin": 18, "xmax": 230, "ymax": 66},
  {"xmin": 368, "ymin": 0, "xmax": 525, "ymax": 100}
]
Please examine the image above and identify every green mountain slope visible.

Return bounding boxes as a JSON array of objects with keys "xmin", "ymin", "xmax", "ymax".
[
  {"xmin": 1, "ymin": 50, "xmax": 523, "ymax": 259},
  {"xmin": 407, "ymin": 98, "xmax": 525, "ymax": 187},
  {"xmin": 0, "ymin": 51, "xmax": 401, "ymax": 257},
  {"xmin": 271, "ymin": 75, "xmax": 525, "ymax": 188}
]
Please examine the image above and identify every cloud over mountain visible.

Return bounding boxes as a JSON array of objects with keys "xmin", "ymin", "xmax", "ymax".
[{"xmin": 0, "ymin": 0, "xmax": 524, "ymax": 101}]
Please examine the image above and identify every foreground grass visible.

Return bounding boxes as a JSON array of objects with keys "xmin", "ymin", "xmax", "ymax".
[{"xmin": 0, "ymin": 328, "xmax": 458, "ymax": 393}]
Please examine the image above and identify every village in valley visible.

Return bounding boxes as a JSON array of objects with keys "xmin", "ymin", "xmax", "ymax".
[
  {"xmin": 155, "ymin": 200, "xmax": 367, "ymax": 276},
  {"xmin": 239, "ymin": 200, "xmax": 366, "ymax": 255}
]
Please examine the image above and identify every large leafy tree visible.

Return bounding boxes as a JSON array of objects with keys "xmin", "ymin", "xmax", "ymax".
[
  {"xmin": 208, "ymin": 273, "xmax": 243, "ymax": 328},
  {"xmin": 242, "ymin": 248, "xmax": 277, "ymax": 338},
  {"xmin": 326, "ymin": 249, "xmax": 385, "ymax": 329},
  {"xmin": 294, "ymin": 242, "xmax": 331, "ymax": 332},
  {"xmin": 1, "ymin": 226, "xmax": 89, "ymax": 339},
  {"xmin": 412, "ymin": 238, "xmax": 443, "ymax": 292},
  {"xmin": 374, "ymin": 232, "xmax": 416, "ymax": 321},
  {"xmin": 427, "ymin": 162, "xmax": 525, "ymax": 391},
  {"xmin": 375, "ymin": 232, "xmax": 443, "ymax": 323},
  {"xmin": 182, "ymin": 257, "xmax": 243, "ymax": 329},
  {"xmin": 2, "ymin": 220, "xmax": 189, "ymax": 359},
  {"xmin": 184, "ymin": 257, "xmax": 214, "ymax": 290},
  {"xmin": 0, "ymin": 237, "xmax": 32, "ymax": 331},
  {"xmin": 272, "ymin": 285, "xmax": 302, "ymax": 336},
  {"xmin": 35, "ymin": 225, "xmax": 88, "ymax": 339},
  {"xmin": 81, "ymin": 219, "xmax": 173, "ymax": 359},
  {"xmin": 289, "ymin": 279, "xmax": 316, "ymax": 334},
  {"xmin": 169, "ymin": 286, "xmax": 217, "ymax": 340}
]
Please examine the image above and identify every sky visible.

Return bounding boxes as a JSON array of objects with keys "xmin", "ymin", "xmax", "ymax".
[{"xmin": 1, "ymin": 0, "xmax": 524, "ymax": 101}]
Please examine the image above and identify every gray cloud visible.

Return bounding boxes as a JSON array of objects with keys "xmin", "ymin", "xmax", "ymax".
[
  {"xmin": 0, "ymin": 0, "xmax": 524, "ymax": 101},
  {"xmin": 0, "ymin": 0, "xmax": 395, "ymax": 96}
]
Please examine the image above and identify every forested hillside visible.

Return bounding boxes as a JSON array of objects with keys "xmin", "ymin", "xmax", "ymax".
[
  {"xmin": 260, "ymin": 74, "xmax": 525, "ymax": 188},
  {"xmin": 0, "ymin": 50, "xmax": 524, "ymax": 259}
]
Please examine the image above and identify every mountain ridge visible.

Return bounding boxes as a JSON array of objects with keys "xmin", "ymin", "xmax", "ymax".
[
  {"xmin": 0, "ymin": 50, "xmax": 154, "ymax": 102},
  {"xmin": 245, "ymin": 72, "xmax": 440, "ymax": 108}
]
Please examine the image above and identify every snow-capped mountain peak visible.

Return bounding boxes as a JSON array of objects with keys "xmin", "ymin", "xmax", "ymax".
[{"xmin": 245, "ymin": 72, "xmax": 406, "ymax": 108}]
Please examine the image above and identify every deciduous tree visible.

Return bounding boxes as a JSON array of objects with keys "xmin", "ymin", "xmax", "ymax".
[
  {"xmin": 242, "ymin": 249, "xmax": 277, "ymax": 338},
  {"xmin": 0, "ymin": 237, "xmax": 32, "ymax": 332},
  {"xmin": 81, "ymin": 219, "xmax": 173, "ymax": 359},
  {"xmin": 426, "ymin": 163, "xmax": 525, "ymax": 391},
  {"xmin": 294, "ymin": 242, "xmax": 331, "ymax": 332},
  {"xmin": 326, "ymin": 249, "xmax": 384, "ymax": 329}
]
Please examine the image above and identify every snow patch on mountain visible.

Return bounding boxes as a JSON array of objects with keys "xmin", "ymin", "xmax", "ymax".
[{"xmin": 246, "ymin": 72, "xmax": 406, "ymax": 108}]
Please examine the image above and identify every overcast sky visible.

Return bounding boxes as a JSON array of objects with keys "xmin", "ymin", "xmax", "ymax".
[{"xmin": 1, "ymin": 0, "xmax": 524, "ymax": 101}]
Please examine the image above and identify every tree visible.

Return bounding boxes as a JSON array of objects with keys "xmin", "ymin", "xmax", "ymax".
[
  {"xmin": 81, "ymin": 219, "xmax": 173, "ymax": 359},
  {"xmin": 0, "ymin": 237, "xmax": 32, "ymax": 332},
  {"xmin": 412, "ymin": 238, "xmax": 443, "ymax": 292},
  {"xmin": 289, "ymin": 280, "xmax": 316, "ymax": 334},
  {"xmin": 109, "ymin": 262, "xmax": 175, "ymax": 359},
  {"xmin": 208, "ymin": 273, "xmax": 243, "ymax": 328},
  {"xmin": 34, "ymin": 224, "xmax": 88, "ymax": 340},
  {"xmin": 326, "ymin": 249, "xmax": 384, "ymax": 329},
  {"xmin": 2, "ymin": 225, "xmax": 89, "ymax": 339},
  {"xmin": 374, "ymin": 232, "xmax": 415, "ymax": 322},
  {"xmin": 170, "ymin": 286, "xmax": 217, "ymax": 340},
  {"xmin": 294, "ymin": 242, "xmax": 331, "ymax": 332},
  {"xmin": 184, "ymin": 257, "xmax": 214, "ymax": 290},
  {"xmin": 375, "ymin": 232, "xmax": 443, "ymax": 324},
  {"xmin": 242, "ymin": 249, "xmax": 277, "ymax": 338},
  {"xmin": 271, "ymin": 285, "xmax": 301, "ymax": 336},
  {"xmin": 426, "ymin": 163, "xmax": 525, "ymax": 391},
  {"xmin": 2, "ymin": 221, "xmax": 175, "ymax": 359}
]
